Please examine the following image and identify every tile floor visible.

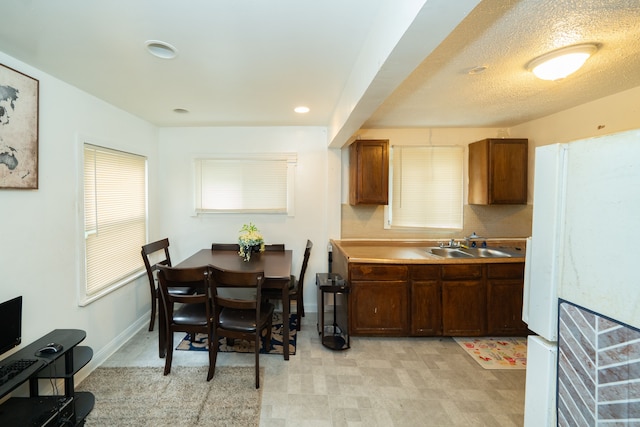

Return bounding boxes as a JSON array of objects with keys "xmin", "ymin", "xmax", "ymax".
[{"xmin": 102, "ymin": 313, "xmax": 526, "ymax": 426}]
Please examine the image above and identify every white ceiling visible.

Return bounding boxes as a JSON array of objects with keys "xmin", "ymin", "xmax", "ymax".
[{"xmin": 1, "ymin": 0, "xmax": 639, "ymax": 148}]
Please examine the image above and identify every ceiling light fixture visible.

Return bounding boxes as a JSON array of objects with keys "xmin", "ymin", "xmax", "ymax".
[
  {"xmin": 294, "ymin": 106, "xmax": 310, "ymax": 114},
  {"xmin": 145, "ymin": 40, "xmax": 178, "ymax": 59},
  {"xmin": 527, "ymin": 43, "xmax": 598, "ymax": 81}
]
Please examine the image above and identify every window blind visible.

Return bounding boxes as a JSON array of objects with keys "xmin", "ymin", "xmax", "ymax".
[
  {"xmin": 84, "ymin": 144, "xmax": 147, "ymax": 298},
  {"xmin": 389, "ymin": 145, "xmax": 464, "ymax": 229},
  {"xmin": 194, "ymin": 153, "xmax": 296, "ymax": 214}
]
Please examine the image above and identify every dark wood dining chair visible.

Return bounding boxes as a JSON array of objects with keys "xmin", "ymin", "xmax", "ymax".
[
  {"xmin": 262, "ymin": 239, "xmax": 312, "ymax": 330},
  {"xmin": 209, "ymin": 266, "xmax": 275, "ymax": 388},
  {"xmin": 157, "ymin": 265, "xmax": 215, "ymax": 380},
  {"xmin": 141, "ymin": 238, "xmax": 196, "ymax": 331}
]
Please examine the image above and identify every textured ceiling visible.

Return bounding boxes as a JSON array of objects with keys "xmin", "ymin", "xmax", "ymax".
[
  {"xmin": 0, "ymin": 0, "xmax": 386, "ymax": 130},
  {"xmin": 1, "ymin": 0, "xmax": 639, "ymax": 147},
  {"xmin": 365, "ymin": 0, "xmax": 640, "ymax": 129}
]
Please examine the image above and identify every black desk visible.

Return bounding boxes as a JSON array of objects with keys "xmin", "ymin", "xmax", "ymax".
[{"xmin": 0, "ymin": 329, "xmax": 94, "ymax": 426}]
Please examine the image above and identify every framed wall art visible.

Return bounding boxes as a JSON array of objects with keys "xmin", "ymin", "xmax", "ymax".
[{"xmin": 0, "ymin": 63, "xmax": 39, "ymax": 189}]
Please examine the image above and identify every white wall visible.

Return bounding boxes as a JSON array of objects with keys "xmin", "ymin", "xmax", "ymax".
[
  {"xmin": 510, "ymin": 85, "xmax": 640, "ymax": 201},
  {"xmin": 511, "ymin": 85, "xmax": 640, "ymax": 146},
  {"xmin": 0, "ymin": 52, "xmax": 158, "ymax": 369},
  {"xmin": 157, "ymin": 126, "xmax": 332, "ymax": 314}
]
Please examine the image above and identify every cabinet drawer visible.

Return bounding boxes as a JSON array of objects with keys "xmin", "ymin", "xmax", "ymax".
[
  {"xmin": 350, "ymin": 264, "xmax": 408, "ymax": 281},
  {"xmin": 410, "ymin": 265, "xmax": 440, "ymax": 280},
  {"xmin": 441, "ymin": 264, "xmax": 482, "ymax": 280},
  {"xmin": 487, "ymin": 263, "xmax": 524, "ymax": 279}
]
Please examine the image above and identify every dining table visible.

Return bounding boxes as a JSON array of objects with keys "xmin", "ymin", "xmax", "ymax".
[{"xmin": 158, "ymin": 248, "xmax": 293, "ymax": 360}]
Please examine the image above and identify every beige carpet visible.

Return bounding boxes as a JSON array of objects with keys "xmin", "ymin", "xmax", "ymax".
[{"xmin": 76, "ymin": 366, "xmax": 261, "ymax": 426}]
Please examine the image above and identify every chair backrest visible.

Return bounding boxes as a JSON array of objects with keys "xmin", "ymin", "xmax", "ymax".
[
  {"xmin": 157, "ymin": 265, "xmax": 211, "ymax": 312},
  {"xmin": 264, "ymin": 244, "xmax": 285, "ymax": 251},
  {"xmin": 297, "ymin": 240, "xmax": 313, "ymax": 290},
  {"xmin": 209, "ymin": 266, "xmax": 265, "ymax": 311},
  {"xmin": 141, "ymin": 238, "xmax": 172, "ymax": 287},
  {"xmin": 211, "ymin": 243, "xmax": 240, "ymax": 251}
]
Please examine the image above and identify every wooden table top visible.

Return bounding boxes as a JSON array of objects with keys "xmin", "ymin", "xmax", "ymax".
[{"xmin": 176, "ymin": 249, "xmax": 292, "ymax": 279}]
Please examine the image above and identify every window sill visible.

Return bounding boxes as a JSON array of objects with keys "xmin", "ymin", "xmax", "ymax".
[{"xmin": 78, "ymin": 269, "xmax": 145, "ymax": 307}]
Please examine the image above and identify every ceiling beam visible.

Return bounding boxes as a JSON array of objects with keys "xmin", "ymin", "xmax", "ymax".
[{"xmin": 327, "ymin": 0, "xmax": 481, "ymax": 148}]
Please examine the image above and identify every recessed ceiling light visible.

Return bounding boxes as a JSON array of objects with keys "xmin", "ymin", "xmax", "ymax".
[
  {"xmin": 294, "ymin": 106, "xmax": 310, "ymax": 114},
  {"xmin": 173, "ymin": 108, "xmax": 189, "ymax": 114},
  {"xmin": 145, "ymin": 40, "xmax": 178, "ymax": 59},
  {"xmin": 527, "ymin": 43, "xmax": 598, "ymax": 81}
]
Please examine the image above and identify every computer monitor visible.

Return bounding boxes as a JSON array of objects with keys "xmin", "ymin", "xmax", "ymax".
[{"xmin": 0, "ymin": 296, "xmax": 22, "ymax": 357}]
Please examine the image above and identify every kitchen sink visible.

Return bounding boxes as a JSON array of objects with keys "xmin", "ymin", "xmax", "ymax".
[
  {"xmin": 427, "ymin": 247, "xmax": 513, "ymax": 258},
  {"xmin": 428, "ymin": 248, "xmax": 474, "ymax": 258},
  {"xmin": 459, "ymin": 247, "xmax": 513, "ymax": 258}
]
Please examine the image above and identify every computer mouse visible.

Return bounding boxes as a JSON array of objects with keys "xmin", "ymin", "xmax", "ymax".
[{"xmin": 37, "ymin": 342, "xmax": 63, "ymax": 355}]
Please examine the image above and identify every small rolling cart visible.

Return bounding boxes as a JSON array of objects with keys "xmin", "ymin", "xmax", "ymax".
[{"xmin": 316, "ymin": 273, "xmax": 350, "ymax": 350}]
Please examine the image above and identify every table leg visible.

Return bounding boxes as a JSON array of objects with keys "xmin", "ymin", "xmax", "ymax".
[{"xmin": 282, "ymin": 285, "xmax": 289, "ymax": 361}]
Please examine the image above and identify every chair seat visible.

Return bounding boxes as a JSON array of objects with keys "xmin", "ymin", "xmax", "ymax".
[
  {"xmin": 173, "ymin": 303, "xmax": 208, "ymax": 325},
  {"xmin": 219, "ymin": 303, "xmax": 274, "ymax": 332},
  {"xmin": 168, "ymin": 286, "xmax": 196, "ymax": 296}
]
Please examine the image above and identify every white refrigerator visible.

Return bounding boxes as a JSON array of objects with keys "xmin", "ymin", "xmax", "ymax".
[{"xmin": 522, "ymin": 129, "xmax": 640, "ymax": 426}]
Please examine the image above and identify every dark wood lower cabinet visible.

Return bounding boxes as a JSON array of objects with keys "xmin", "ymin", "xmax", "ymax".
[
  {"xmin": 442, "ymin": 280, "xmax": 486, "ymax": 336},
  {"xmin": 343, "ymin": 261, "xmax": 525, "ymax": 337},
  {"xmin": 350, "ymin": 281, "xmax": 409, "ymax": 335},
  {"xmin": 486, "ymin": 263, "xmax": 528, "ymax": 335},
  {"xmin": 411, "ymin": 281, "xmax": 441, "ymax": 335},
  {"xmin": 410, "ymin": 265, "xmax": 441, "ymax": 336},
  {"xmin": 441, "ymin": 264, "xmax": 485, "ymax": 336}
]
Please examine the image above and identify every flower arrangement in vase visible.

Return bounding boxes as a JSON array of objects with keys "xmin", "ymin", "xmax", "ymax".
[{"xmin": 238, "ymin": 223, "xmax": 265, "ymax": 261}]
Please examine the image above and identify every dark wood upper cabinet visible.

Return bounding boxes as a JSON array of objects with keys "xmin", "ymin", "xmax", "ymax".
[
  {"xmin": 349, "ymin": 139, "xmax": 389, "ymax": 205},
  {"xmin": 468, "ymin": 138, "xmax": 528, "ymax": 205}
]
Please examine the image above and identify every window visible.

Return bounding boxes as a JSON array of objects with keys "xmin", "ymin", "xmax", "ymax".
[
  {"xmin": 83, "ymin": 144, "xmax": 147, "ymax": 303},
  {"xmin": 387, "ymin": 145, "xmax": 464, "ymax": 229},
  {"xmin": 194, "ymin": 153, "xmax": 296, "ymax": 214}
]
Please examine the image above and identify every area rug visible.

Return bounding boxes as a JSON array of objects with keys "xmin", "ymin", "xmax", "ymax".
[
  {"xmin": 176, "ymin": 311, "xmax": 297, "ymax": 355},
  {"xmin": 453, "ymin": 337, "xmax": 527, "ymax": 369},
  {"xmin": 76, "ymin": 366, "xmax": 261, "ymax": 426}
]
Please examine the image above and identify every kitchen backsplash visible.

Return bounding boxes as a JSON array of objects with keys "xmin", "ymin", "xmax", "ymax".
[{"xmin": 341, "ymin": 203, "xmax": 532, "ymax": 240}]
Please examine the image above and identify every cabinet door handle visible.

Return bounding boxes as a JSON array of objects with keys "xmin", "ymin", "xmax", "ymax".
[{"xmin": 374, "ymin": 307, "xmax": 377, "ymax": 314}]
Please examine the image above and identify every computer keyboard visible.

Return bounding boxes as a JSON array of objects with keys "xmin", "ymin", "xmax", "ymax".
[{"xmin": 0, "ymin": 359, "xmax": 38, "ymax": 386}]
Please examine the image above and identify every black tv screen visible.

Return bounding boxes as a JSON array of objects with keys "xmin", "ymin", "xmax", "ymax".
[{"xmin": 0, "ymin": 296, "xmax": 22, "ymax": 356}]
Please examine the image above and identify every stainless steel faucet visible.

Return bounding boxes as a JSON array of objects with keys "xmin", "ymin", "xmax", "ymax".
[{"xmin": 439, "ymin": 239, "xmax": 459, "ymax": 248}]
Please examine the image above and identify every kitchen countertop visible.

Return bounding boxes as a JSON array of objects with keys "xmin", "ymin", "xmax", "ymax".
[{"xmin": 331, "ymin": 239, "xmax": 526, "ymax": 264}]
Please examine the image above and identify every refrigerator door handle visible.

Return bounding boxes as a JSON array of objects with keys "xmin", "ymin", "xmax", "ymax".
[{"xmin": 522, "ymin": 236, "xmax": 532, "ymax": 324}]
